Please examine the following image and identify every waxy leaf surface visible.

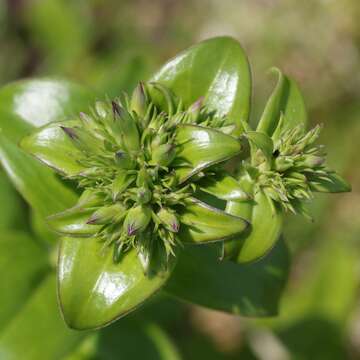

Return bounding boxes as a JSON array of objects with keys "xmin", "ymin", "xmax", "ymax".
[
  {"xmin": 199, "ymin": 172, "xmax": 249, "ymax": 201},
  {"xmin": 178, "ymin": 198, "xmax": 248, "ymax": 243},
  {"xmin": 47, "ymin": 206, "xmax": 101, "ymax": 237},
  {"xmin": 58, "ymin": 237, "xmax": 174, "ymax": 330},
  {"xmin": 151, "ymin": 36, "xmax": 251, "ymax": 134},
  {"xmin": 0, "ymin": 133, "xmax": 77, "ymax": 217},
  {"xmin": 257, "ymin": 68, "xmax": 307, "ymax": 138},
  {"xmin": 0, "ymin": 79, "xmax": 96, "ymax": 217},
  {"xmin": 20, "ymin": 120, "xmax": 85, "ymax": 176},
  {"xmin": 174, "ymin": 125, "xmax": 241, "ymax": 183},
  {"xmin": 226, "ymin": 190, "xmax": 283, "ymax": 263}
]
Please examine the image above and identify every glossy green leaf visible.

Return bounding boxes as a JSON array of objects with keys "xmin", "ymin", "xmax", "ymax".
[
  {"xmin": 174, "ymin": 125, "xmax": 241, "ymax": 183},
  {"xmin": 199, "ymin": 172, "xmax": 250, "ymax": 201},
  {"xmin": 0, "ymin": 79, "xmax": 96, "ymax": 216},
  {"xmin": 226, "ymin": 190, "xmax": 283, "ymax": 263},
  {"xmin": 178, "ymin": 197, "xmax": 248, "ymax": 243},
  {"xmin": 257, "ymin": 68, "xmax": 307, "ymax": 139},
  {"xmin": 0, "ymin": 274, "xmax": 86, "ymax": 360},
  {"xmin": 20, "ymin": 120, "xmax": 85, "ymax": 176},
  {"xmin": 226, "ymin": 191, "xmax": 283, "ymax": 263},
  {"xmin": 58, "ymin": 237, "xmax": 175, "ymax": 330},
  {"xmin": 165, "ymin": 238, "xmax": 290, "ymax": 316},
  {"xmin": 0, "ymin": 232, "xmax": 48, "ymax": 332},
  {"xmin": 150, "ymin": 36, "xmax": 251, "ymax": 135},
  {"xmin": 245, "ymin": 130, "xmax": 274, "ymax": 161},
  {"xmin": 0, "ymin": 132, "xmax": 77, "ymax": 218},
  {"xmin": 0, "ymin": 78, "xmax": 95, "ymax": 142},
  {"xmin": 47, "ymin": 206, "xmax": 101, "ymax": 237},
  {"xmin": 309, "ymin": 172, "xmax": 351, "ymax": 193}
]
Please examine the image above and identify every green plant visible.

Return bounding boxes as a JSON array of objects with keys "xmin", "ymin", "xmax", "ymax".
[{"xmin": 0, "ymin": 37, "xmax": 350, "ymax": 333}]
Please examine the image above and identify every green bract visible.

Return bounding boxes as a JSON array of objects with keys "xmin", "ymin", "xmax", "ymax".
[{"xmin": 0, "ymin": 36, "xmax": 350, "ymax": 331}]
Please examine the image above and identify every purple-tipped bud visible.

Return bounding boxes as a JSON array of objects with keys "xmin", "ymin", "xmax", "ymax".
[
  {"xmin": 114, "ymin": 151, "xmax": 135, "ymax": 169},
  {"xmin": 157, "ymin": 208, "xmax": 180, "ymax": 233},
  {"xmin": 137, "ymin": 187, "xmax": 152, "ymax": 204},
  {"xmin": 130, "ymin": 82, "xmax": 148, "ymax": 118},
  {"xmin": 87, "ymin": 204, "xmax": 125, "ymax": 225},
  {"xmin": 303, "ymin": 155, "xmax": 325, "ymax": 168},
  {"xmin": 60, "ymin": 126, "xmax": 78, "ymax": 140},
  {"xmin": 123, "ymin": 205, "xmax": 151, "ymax": 236},
  {"xmin": 150, "ymin": 143, "xmax": 176, "ymax": 167},
  {"xmin": 189, "ymin": 96, "xmax": 204, "ymax": 113}
]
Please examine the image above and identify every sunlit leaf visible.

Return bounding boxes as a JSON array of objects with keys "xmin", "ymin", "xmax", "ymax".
[
  {"xmin": 58, "ymin": 237, "xmax": 175, "ymax": 330},
  {"xmin": 151, "ymin": 36, "xmax": 251, "ymax": 134},
  {"xmin": 174, "ymin": 125, "xmax": 241, "ymax": 183},
  {"xmin": 20, "ymin": 120, "xmax": 85, "ymax": 177},
  {"xmin": 226, "ymin": 190, "xmax": 283, "ymax": 263},
  {"xmin": 257, "ymin": 68, "xmax": 307, "ymax": 139},
  {"xmin": 199, "ymin": 172, "xmax": 250, "ymax": 201},
  {"xmin": 178, "ymin": 198, "xmax": 248, "ymax": 243}
]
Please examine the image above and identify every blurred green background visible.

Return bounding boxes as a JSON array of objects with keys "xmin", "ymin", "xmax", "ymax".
[{"xmin": 0, "ymin": 0, "xmax": 359, "ymax": 359}]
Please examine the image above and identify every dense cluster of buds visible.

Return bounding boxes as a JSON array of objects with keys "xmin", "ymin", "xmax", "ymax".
[
  {"xmin": 237, "ymin": 120, "xmax": 346, "ymax": 219},
  {"xmin": 21, "ymin": 81, "xmax": 350, "ymax": 271},
  {"xmin": 22, "ymin": 82, "xmax": 249, "ymax": 269}
]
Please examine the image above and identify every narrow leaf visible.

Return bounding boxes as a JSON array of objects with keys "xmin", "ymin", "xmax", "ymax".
[
  {"xmin": 47, "ymin": 206, "xmax": 101, "ymax": 237},
  {"xmin": 226, "ymin": 190, "xmax": 283, "ymax": 263},
  {"xmin": 178, "ymin": 197, "xmax": 249, "ymax": 243},
  {"xmin": 199, "ymin": 172, "xmax": 250, "ymax": 201},
  {"xmin": 20, "ymin": 120, "xmax": 85, "ymax": 176},
  {"xmin": 309, "ymin": 172, "xmax": 351, "ymax": 193},
  {"xmin": 257, "ymin": 68, "xmax": 307, "ymax": 139},
  {"xmin": 0, "ymin": 133, "xmax": 77, "ymax": 218},
  {"xmin": 174, "ymin": 125, "xmax": 241, "ymax": 183}
]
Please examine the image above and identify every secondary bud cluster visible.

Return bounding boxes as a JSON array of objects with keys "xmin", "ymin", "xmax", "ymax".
[{"xmin": 244, "ymin": 124, "xmax": 338, "ymax": 218}]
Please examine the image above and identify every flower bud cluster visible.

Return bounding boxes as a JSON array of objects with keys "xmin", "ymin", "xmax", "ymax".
[
  {"xmin": 244, "ymin": 124, "xmax": 337, "ymax": 218},
  {"xmin": 60, "ymin": 82, "xmax": 230, "ymax": 262}
]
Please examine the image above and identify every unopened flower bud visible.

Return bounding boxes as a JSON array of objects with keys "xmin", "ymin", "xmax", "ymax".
[
  {"xmin": 150, "ymin": 143, "xmax": 176, "ymax": 167},
  {"xmin": 302, "ymin": 155, "xmax": 325, "ymax": 168},
  {"xmin": 112, "ymin": 171, "xmax": 136, "ymax": 201},
  {"xmin": 157, "ymin": 208, "xmax": 180, "ymax": 233},
  {"xmin": 136, "ymin": 168, "xmax": 151, "ymax": 187},
  {"xmin": 87, "ymin": 204, "xmax": 125, "ymax": 225},
  {"xmin": 123, "ymin": 205, "xmax": 151, "ymax": 236},
  {"xmin": 275, "ymin": 156, "xmax": 294, "ymax": 172},
  {"xmin": 130, "ymin": 82, "xmax": 148, "ymax": 118},
  {"xmin": 137, "ymin": 187, "xmax": 152, "ymax": 204},
  {"xmin": 114, "ymin": 151, "xmax": 136, "ymax": 169},
  {"xmin": 61, "ymin": 126, "xmax": 101, "ymax": 153},
  {"xmin": 112, "ymin": 101, "xmax": 140, "ymax": 151},
  {"xmin": 95, "ymin": 101, "xmax": 109, "ymax": 118}
]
